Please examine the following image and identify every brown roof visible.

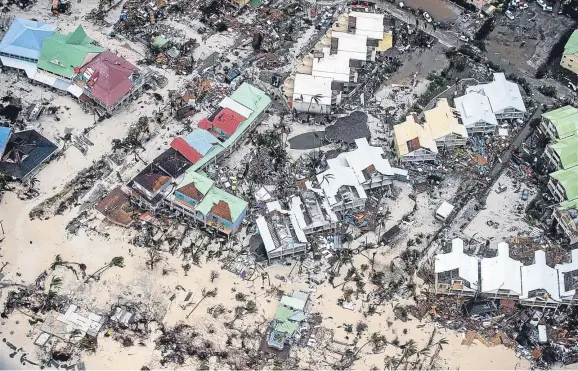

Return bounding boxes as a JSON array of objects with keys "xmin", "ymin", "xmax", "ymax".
[
  {"xmin": 134, "ymin": 171, "xmax": 171, "ymax": 193},
  {"xmin": 210, "ymin": 200, "xmax": 232, "ymax": 221},
  {"xmin": 295, "ymin": 179, "xmax": 307, "ymax": 191},
  {"xmin": 177, "ymin": 182, "xmax": 204, "ymax": 202},
  {"xmin": 95, "ymin": 187, "xmax": 137, "ymax": 227}
]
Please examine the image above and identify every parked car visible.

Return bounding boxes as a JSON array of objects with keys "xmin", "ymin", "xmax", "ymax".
[
  {"xmin": 537, "ymin": 0, "xmax": 545, "ymax": 6},
  {"xmin": 459, "ymin": 34, "xmax": 469, "ymax": 42},
  {"xmin": 542, "ymin": 4, "xmax": 553, "ymax": 11},
  {"xmin": 522, "ymin": 189, "xmax": 529, "ymax": 201},
  {"xmin": 519, "ymin": 2, "xmax": 528, "ymax": 9},
  {"xmin": 505, "ymin": 10, "xmax": 515, "ymax": 19},
  {"xmin": 423, "ymin": 11, "xmax": 432, "ymax": 22}
]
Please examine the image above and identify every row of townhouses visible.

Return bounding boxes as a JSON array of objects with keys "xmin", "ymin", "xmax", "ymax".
[{"xmin": 435, "ymin": 239, "xmax": 578, "ymax": 308}]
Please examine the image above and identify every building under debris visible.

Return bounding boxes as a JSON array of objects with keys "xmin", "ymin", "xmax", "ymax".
[
  {"xmin": 393, "ymin": 98, "xmax": 468, "ymax": 162},
  {"xmin": 434, "ymin": 239, "xmax": 578, "ymax": 308}
]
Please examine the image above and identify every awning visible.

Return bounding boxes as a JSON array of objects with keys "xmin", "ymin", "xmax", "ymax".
[{"xmin": 0, "ymin": 56, "xmax": 38, "ymax": 78}]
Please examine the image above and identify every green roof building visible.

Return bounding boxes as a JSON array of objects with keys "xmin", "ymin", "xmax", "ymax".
[
  {"xmin": 37, "ymin": 26, "xmax": 104, "ymax": 79},
  {"xmin": 547, "ymin": 136, "xmax": 578, "ymax": 170},
  {"xmin": 541, "ymin": 106, "xmax": 578, "ymax": 141},
  {"xmin": 561, "ymin": 30, "xmax": 578, "ymax": 76},
  {"xmin": 195, "ymin": 186, "xmax": 248, "ymax": 234},
  {"xmin": 549, "ymin": 166, "xmax": 578, "ymax": 202}
]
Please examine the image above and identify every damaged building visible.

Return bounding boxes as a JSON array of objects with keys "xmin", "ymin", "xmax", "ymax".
[
  {"xmin": 434, "ymin": 239, "xmax": 578, "ymax": 308},
  {"xmin": 284, "ymin": 10, "xmax": 393, "ymax": 113},
  {"xmin": 256, "ymin": 201, "xmax": 308, "ymax": 261},
  {"xmin": 393, "ymin": 98, "xmax": 468, "ymax": 162},
  {"xmin": 0, "ymin": 128, "xmax": 59, "ymax": 181},
  {"xmin": 315, "ymin": 137, "xmax": 406, "ymax": 212}
]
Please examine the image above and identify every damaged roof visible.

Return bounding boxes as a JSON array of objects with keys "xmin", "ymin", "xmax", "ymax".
[
  {"xmin": 520, "ymin": 250, "xmax": 561, "ymax": 302},
  {"xmin": 198, "ymin": 107, "xmax": 246, "ymax": 136},
  {"xmin": 95, "ymin": 187, "xmax": 135, "ymax": 227},
  {"xmin": 151, "ymin": 147, "xmax": 192, "ymax": 178},
  {"xmin": 466, "ymin": 73, "xmax": 526, "ymax": 115},
  {"xmin": 37, "ymin": 26, "xmax": 104, "ymax": 78},
  {"xmin": 434, "ymin": 238, "xmax": 479, "ymax": 290},
  {"xmin": 133, "ymin": 165, "xmax": 171, "ymax": 193},
  {"xmin": 77, "ymin": 50, "xmax": 140, "ymax": 108},
  {"xmin": 0, "ymin": 18, "xmax": 56, "ymax": 61},
  {"xmin": 0, "ymin": 129, "xmax": 58, "ymax": 180}
]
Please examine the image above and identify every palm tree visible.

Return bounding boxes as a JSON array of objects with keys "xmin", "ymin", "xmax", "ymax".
[
  {"xmin": 320, "ymin": 173, "xmax": 335, "ymax": 186},
  {"xmin": 85, "ymin": 256, "xmax": 124, "ymax": 282},
  {"xmin": 307, "ymin": 94, "xmax": 323, "ymax": 113}
]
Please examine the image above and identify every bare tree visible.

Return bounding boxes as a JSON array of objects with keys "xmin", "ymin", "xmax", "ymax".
[{"xmin": 210, "ymin": 270, "xmax": 219, "ymax": 283}]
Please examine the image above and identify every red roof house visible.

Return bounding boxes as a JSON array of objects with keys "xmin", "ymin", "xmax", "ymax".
[
  {"xmin": 198, "ymin": 108, "xmax": 246, "ymax": 137},
  {"xmin": 170, "ymin": 137, "xmax": 203, "ymax": 164},
  {"xmin": 76, "ymin": 50, "xmax": 141, "ymax": 111}
]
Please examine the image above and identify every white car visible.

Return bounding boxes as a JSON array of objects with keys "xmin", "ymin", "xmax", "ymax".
[
  {"xmin": 505, "ymin": 10, "xmax": 515, "ymax": 19},
  {"xmin": 542, "ymin": 4, "xmax": 553, "ymax": 11},
  {"xmin": 423, "ymin": 11, "xmax": 432, "ymax": 22},
  {"xmin": 518, "ymin": 2, "xmax": 528, "ymax": 9},
  {"xmin": 459, "ymin": 34, "xmax": 469, "ymax": 42},
  {"xmin": 537, "ymin": 0, "xmax": 545, "ymax": 6}
]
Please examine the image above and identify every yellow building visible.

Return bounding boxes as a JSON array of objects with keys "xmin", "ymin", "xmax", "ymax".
[{"xmin": 561, "ymin": 30, "xmax": 578, "ymax": 75}]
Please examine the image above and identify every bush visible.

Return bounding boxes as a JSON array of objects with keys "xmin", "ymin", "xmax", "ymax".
[
  {"xmin": 535, "ymin": 64, "xmax": 548, "ymax": 79},
  {"xmin": 538, "ymin": 85, "xmax": 557, "ymax": 97},
  {"xmin": 473, "ymin": 39, "xmax": 486, "ymax": 52},
  {"xmin": 474, "ymin": 18, "xmax": 495, "ymax": 40},
  {"xmin": 445, "ymin": 47, "xmax": 457, "ymax": 58}
]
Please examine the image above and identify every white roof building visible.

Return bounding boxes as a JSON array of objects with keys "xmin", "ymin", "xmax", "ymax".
[
  {"xmin": 317, "ymin": 165, "xmax": 367, "ymax": 209},
  {"xmin": 290, "ymin": 189, "xmax": 338, "ymax": 235},
  {"xmin": 434, "ymin": 238, "xmax": 479, "ymax": 290},
  {"xmin": 292, "ymin": 73, "xmax": 333, "ymax": 106},
  {"xmin": 331, "ymin": 31, "xmax": 368, "ymax": 61},
  {"xmin": 520, "ymin": 250, "xmax": 561, "ymax": 303},
  {"xmin": 330, "ymin": 137, "xmax": 394, "ymax": 184},
  {"xmin": 466, "ymin": 73, "xmax": 526, "ymax": 116},
  {"xmin": 480, "ymin": 242, "xmax": 523, "ymax": 295},
  {"xmin": 453, "ymin": 91, "xmax": 498, "ymax": 130},
  {"xmin": 349, "ymin": 11, "xmax": 385, "ymax": 39},
  {"xmin": 316, "ymin": 138, "xmax": 406, "ymax": 210},
  {"xmin": 256, "ymin": 203, "xmax": 308, "ymax": 261},
  {"xmin": 555, "ymin": 249, "xmax": 578, "ymax": 301},
  {"xmin": 312, "ymin": 50, "xmax": 351, "ymax": 82}
]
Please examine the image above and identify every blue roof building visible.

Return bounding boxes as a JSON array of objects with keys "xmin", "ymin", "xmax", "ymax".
[
  {"xmin": 0, "ymin": 18, "xmax": 56, "ymax": 62},
  {"xmin": 183, "ymin": 129, "xmax": 223, "ymax": 156}
]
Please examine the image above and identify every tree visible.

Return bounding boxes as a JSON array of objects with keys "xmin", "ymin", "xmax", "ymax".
[
  {"xmin": 146, "ymin": 245, "xmax": 163, "ymax": 270},
  {"xmin": 307, "ymin": 94, "xmax": 322, "ymax": 113},
  {"xmin": 186, "ymin": 288, "xmax": 217, "ymax": 318},
  {"xmin": 85, "ymin": 256, "xmax": 124, "ymax": 282},
  {"xmin": 210, "ymin": 270, "xmax": 219, "ymax": 282}
]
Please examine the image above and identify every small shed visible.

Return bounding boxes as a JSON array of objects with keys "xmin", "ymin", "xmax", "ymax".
[{"xmin": 435, "ymin": 201, "xmax": 455, "ymax": 222}]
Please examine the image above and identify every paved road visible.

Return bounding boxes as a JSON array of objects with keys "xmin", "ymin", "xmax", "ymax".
[
  {"xmin": 488, "ymin": 107, "xmax": 542, "ymax": 179},
  {"xmin": 375, "ymin": 0, "xmax": 458, "ymax": 47}
]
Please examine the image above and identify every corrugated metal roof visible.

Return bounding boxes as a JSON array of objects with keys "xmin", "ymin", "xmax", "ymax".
[
  {"xmin": 195, "ymin": 186, "xmax": 247, "ymax": 222},
  {"xmin": 0, "ymin": 18, "xmax": 56, "ymax": 60},
  {"xmin": 520, "ymin": 250, "xmax": 560, "ymax": 301},
  {"xmin": 77, "ymin": 50, "xmax": 139, "ymax": 107},
  {"xmin": 293, "ymin": 74, "xmax": 333, "ymax": 105},
  {"xmin": 466, "ymin": 73, "xmax": 526, "ymax": 115},
  {"xmin": 542, "ymin": 105, "xmax": 578, "ymax": 139},
  {"xmin": 550, "ymin": 167, "xmax": 578, "ymax": 201},
  {"xmin": 549, "ymin": 136, "xmax": 578, "ymax": 169},
  {"xmin": 183, "ymin": 129, "xmax": 222, "ymax": 156}
]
